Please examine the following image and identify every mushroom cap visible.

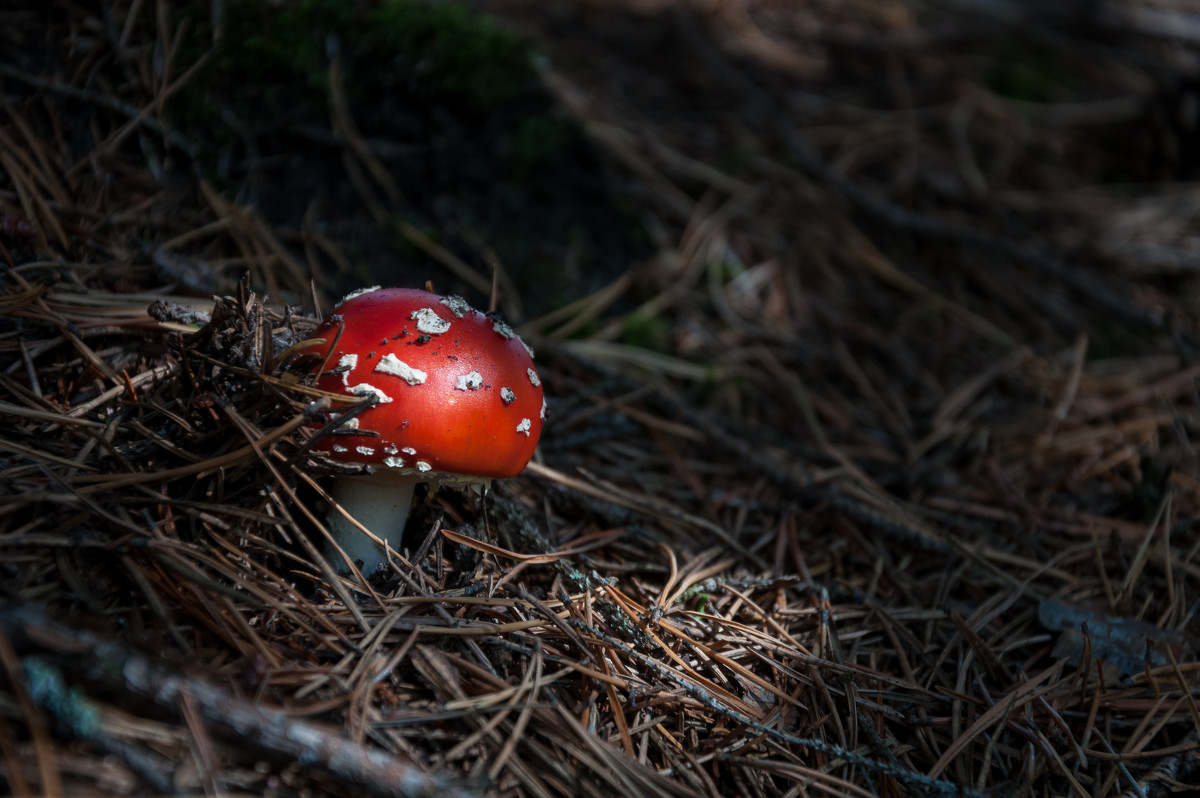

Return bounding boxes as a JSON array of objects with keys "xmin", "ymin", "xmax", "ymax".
[{"xmin": 306, "ymin": 287, "xmax": 544, "ymax": 480}]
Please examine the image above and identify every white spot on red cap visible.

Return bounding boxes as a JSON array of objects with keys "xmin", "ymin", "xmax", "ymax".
[
  {"xmin": 356, "ymin": 446, "xmax": 376, "ymax": 456},
  {"xmin": 493, "ymin": 319, "xmax": 515, "ymax": 339},
  {"xmin": 416, "ymin": 461, "xmax": 432, "ymax": 472},
  {"xmin": 347, "ymin": 383, "xmax": 393, "ymax": 404},
  {"xmin": 375, "ymin": 353, "xmax": 427, "ymax": 385},
  {"xmin": 411, "ymin": 307, "xmax": 451, "ymax": 335},
  {"xmin": 527, "ymin": 368, "xmax": 541, "ymax": 387},
  {"xmin": 500, "ymin": 387, "xmax": 515, "ymax": 404},
  {"xmin": 440, "ymin": 295, "xmax": 472, "ymax": 317},
  {"xmin": 455, "ymin": 371, "xmax": 484, "ymax": 391},
  {"xmin": 337, "ymin": 354, "xmax": 358, "ymax": 386},
  {"xmin": 384, "ymin": 456, "xmax": 406, "ymax": 468},
  {"xmin": 516, "ymin": 418, "xmax": 532, "ymax": 436},
  {"xmin": 338, "ymin": 286, "xmax": 380, "ymax": 304},
  {"xmin": 401, "ymin": 447, "xmax": 417, "ymax": 456}
]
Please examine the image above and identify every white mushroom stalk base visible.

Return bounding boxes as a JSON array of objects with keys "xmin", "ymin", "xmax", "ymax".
[{"xmin": 325, "ymin": 473, "xmax": 418, "ymax": 575}]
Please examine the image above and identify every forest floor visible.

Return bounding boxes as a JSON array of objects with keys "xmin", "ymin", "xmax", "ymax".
[{"xmin": 1, "ymin": 1, "xmax": 1199, "ymax": 796}]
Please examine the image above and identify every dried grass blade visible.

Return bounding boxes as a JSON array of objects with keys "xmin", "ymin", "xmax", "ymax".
[
  {"xmin": 927, "ymin": 661, "xmax": 1065, "ymax": 779},
  {"xmin": 440, "ymin": 526, "xmax": 623, "ymax": 563}
]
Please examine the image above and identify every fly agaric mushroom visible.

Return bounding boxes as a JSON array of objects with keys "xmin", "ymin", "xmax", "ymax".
[{"xmin": 304, "ymin": 287, "xmax": 544, "ymax": 573}]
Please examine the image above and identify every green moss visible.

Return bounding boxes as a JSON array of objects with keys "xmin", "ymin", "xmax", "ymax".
[
  {"xmin": 985, "ymin": 39, "xmax": 1073, "ymax": 103},
  {"xmin": 620, "ymin": 309, "xmax": 671, "ymax": 353},
  {"xmin": 163, "ymin": 0, "xmax": 648, "ymax": 316},
  {"xmin": 719, "ymin": 140, "xmax": 762, "ymax": 179},
  {"xmin": 367, "ymin": 0, "xmax": 535, "ymax": 109},
  {"xmin": 566, "ymin": 318, "xmax": 601, "ymax": 340},
  {"xmin": 172, "ymin": 0, "xmax": 538, "ymax": 135},
  {"xmin": 501, "ymin": 115, "xmax": 577, "ymax": 181},
  {"xmin": 1087, "ymin": 319, "xmax": 1143, "ymax": 359},
  {"xmin": 227, "ymin": 1, "xmax": 350, "ymax": 93},
  {"xmin": 380, "ymin": 215, "xmax": 442, "ymax": 268}
]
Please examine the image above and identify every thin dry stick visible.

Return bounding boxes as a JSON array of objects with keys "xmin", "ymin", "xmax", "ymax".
[{"xmin": 3, "ymin": 607, "xmax": 477, "ymax": 798}]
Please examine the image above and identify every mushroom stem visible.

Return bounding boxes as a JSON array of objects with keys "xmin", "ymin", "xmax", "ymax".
[{"xmin": 325, "ymin": 473, "xmax": 417, "ymax": 574}]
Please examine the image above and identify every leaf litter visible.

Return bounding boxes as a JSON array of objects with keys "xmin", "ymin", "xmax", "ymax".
[{"xmin": 1, "ymin": 1, "xmax": 1199, "ymax": 796}]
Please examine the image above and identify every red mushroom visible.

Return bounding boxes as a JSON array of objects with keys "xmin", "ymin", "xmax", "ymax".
[{"xmin": 304, "ymin": 287, "xmax": 544, "ymax": 573}]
